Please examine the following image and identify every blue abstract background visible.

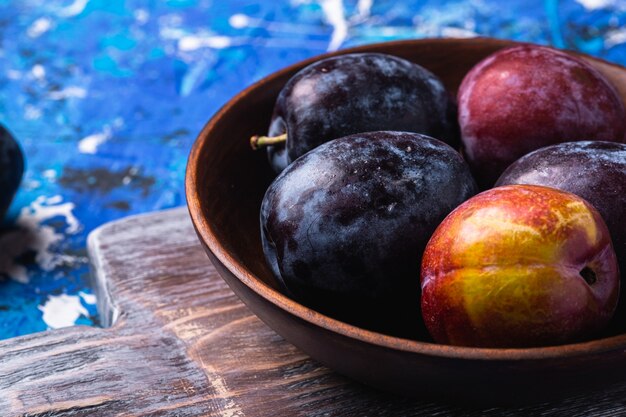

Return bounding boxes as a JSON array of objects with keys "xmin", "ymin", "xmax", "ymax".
[{"xmin": 0, "ymin": 0, "xmax": 624, "ymax": 339}]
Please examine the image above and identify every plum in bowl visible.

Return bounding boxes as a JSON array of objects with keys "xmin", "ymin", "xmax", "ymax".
[{"xmin": 185, "ymin": 38, "xmax": 626, "ymax": 405}]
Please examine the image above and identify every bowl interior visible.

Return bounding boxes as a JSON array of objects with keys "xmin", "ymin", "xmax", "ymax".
[{"xmin": 187, "ymin": 38, "xmax": 626, "ymax": 347}]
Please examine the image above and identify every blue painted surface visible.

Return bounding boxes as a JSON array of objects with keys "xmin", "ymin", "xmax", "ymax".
[{"xmin": 0, "ymin": 0, "xmax": 625, "ymax": 339}]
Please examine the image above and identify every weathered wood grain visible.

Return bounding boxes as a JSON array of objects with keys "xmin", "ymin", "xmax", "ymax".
[{"xmin": 2, "ymin": 207, "xmax": 626, "ymax": 416}]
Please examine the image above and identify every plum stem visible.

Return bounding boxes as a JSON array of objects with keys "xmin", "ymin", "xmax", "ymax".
[{"xmin": 250, "ymin": 133, "xmax": 287, "ymax": 150}]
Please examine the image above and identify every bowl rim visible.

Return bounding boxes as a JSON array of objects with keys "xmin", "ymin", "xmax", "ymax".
[{"xmin": 186, "ymin": 37, "xmax": 626, "ymax": 361}]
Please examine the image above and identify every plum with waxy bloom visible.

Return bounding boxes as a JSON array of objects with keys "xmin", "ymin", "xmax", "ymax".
[
  {"xmin": 261, "ymin": 131, "xmax": 477, "ymax": 335},
  {"xmin": 421, "ymin": 185, "xmax": 619, "ymax": 348},
  {"xmin": 253, "ymin": 53, "xmax": 459, "ymax": 173}
]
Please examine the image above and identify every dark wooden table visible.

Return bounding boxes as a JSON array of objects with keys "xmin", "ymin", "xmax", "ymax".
[{"xmin": 2, "ymin": 207, "xmax": 626, "ymax": 416}]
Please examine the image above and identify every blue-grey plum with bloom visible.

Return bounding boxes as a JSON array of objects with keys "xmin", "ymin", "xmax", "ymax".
[
  {"xmin": 262, "ymin": 53, "xmax": 460, "ymax": 173},
  {"xmin": 260, "ymin": 131, "xmax": 477, "ymax": 334}
]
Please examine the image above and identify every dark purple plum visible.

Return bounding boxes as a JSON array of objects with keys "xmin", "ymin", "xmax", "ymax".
[
  {"xmin": 253, "ymin": 53, "xmax": 460, "ymax": 173},
  {"xmin": 496, "ymin": 141, "xmax": 626, "ymax": 331},
  {"xmin": 0, "ymin": 125, "xmax": 23, "ymax": 220},
  {"xmin": 260, "ymin": 131, "xmax": 477, "ymax": 336}
]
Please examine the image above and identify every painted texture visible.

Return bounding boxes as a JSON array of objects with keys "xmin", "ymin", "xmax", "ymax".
[{"xmin": 0, "ymin": 0, "xmax": 625, "ymax": 339}]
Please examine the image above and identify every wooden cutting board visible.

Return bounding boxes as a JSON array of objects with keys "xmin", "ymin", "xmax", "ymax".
[{"xmin": 2, "ymin": 207, "xmax": 626, "ymax": 416}]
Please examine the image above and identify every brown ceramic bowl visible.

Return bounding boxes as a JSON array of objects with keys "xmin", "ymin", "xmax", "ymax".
[{"xmin": 186, "ymin": 38, "xmax": 626, "ymax": 405}]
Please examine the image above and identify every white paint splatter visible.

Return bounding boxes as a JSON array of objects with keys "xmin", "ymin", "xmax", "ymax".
[
  {"xmin": 228, "ymin": 14, "xmax": 327, "ymax": 35},
  {"xmin": 27, "ymin": 17, "xmax": 52, "ymax": 38},
  {"xmin": 0, "ymin": 196, "xmax": 82, "ymax": 283},
  {"xmin": 31, "ymin": 64, "xmax": 45, "ymax": 80},
  {"xmin": 79, "ymin": 291, "xmax": 97, "ymax": 305},
  {"xmin": 179, "ymin": 59, "xmax": 213, "ymax": 97},
  {"xmin": 48, "ymin": 86, "xmax": 87, "ymax": 100},
  {"xmin": 229, "ymin": 14, "xmax": 249, "ymax": 29},
  {"xmin": 22, "ymin": 195, "xmax": 80, "ymax": 234},
  {"xmin": 78, "ymin": 129, "xmax": 111, "ymax": 154},
  {"xmin": 23, "ymin": 179, "xmax": 41, "ymax": 191},
  {"xmin": 357, "ymin": 0, "xmax": 373, "ymax": 18},
  {"xmin": 39, "ymin": 294, "xmax": 88, "ymax": 329},
  {"xmin": 58, "ymin": 0, "xmax": 89, "ymax": 18},
  {"xmin": 441, "ymin": 27, "xmax": 478, "ymax": 38},
  {"xmin": 606, "ymin": 27, "xmax": 626, "ymax": 48},
  {"xmin": 178, "ymin": 35, "xmax": 232, "ymax": 51},
  {"xmin": 320, "ymin": 0, "xmax": 348, "ymax": 51},
  {"xmin": 576, "ymin": 0, "xmax": 615, "ymax": 10},
  {"xmin": 160, "ymin": 26, "xmax": 187, "ymax": 40},
  {"xmin": 18, "ymin": 195, "xmax": 80, "ymax": 264},
  {"xmin": 24, "ymin": 104, "xmax": 42, "ymax": 120},
  {"xmin": 43, "ymin": 169, "xmax": 57, "ymax": 181}
]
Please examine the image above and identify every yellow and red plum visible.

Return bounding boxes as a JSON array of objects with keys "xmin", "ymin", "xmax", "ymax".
[
  {"xmin": 497, "ymin": 141, "xmax": 626, "ymax": 328},
  {"xmin": 421, "ymin": 185, "xmax": 619, "ymax": 348},
  {"xmin": 458, "ymin": 45, "xmax": 626, "ymax": 188},
  {"xmin": 261, "ymin": 131, "xmax": 477, "ymax": 333}
]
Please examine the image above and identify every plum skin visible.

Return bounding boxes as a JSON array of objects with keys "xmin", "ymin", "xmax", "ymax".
[
  {"xmin": 458, "ymin": 44, "xmax": 626, "ymax": 188},
  {"xmin": 266, "ymin": 52, "xmax": 459, "ymax": 173},
  {"xmin": 421, "ymin": 185, "xmax": 619, "ymax": 348},
  {"xmin": 496, "ymin": 141, "xmax": 626, "ymax": 329},
  {"xmin": 0, "ymin": 125, "xmax": 23, "ymax": 220},
  {"xmin": 260, "ymin": 131, "xmax": 477, "ymax": 332}
]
